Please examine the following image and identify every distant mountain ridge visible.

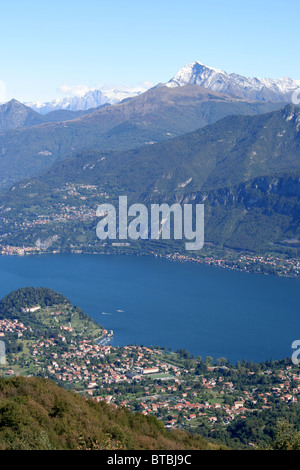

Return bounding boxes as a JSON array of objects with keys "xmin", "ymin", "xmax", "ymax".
[
  {"xmin": 0, "ymin": 99, "xmax": 111, "ymax": 132},
  {"xmin": 26, "ymin": 84, "xmax": 151, "ymax": 114},
  {"xmin": 39, "ymin": 104, "xmax": 300, "ymax": 196},
  {"xmin": 167, "ymin": 61, "xmax": 300, "ymax": 102},
  {"xmin": 20, "ymin": 61, "xmax": 300, "ymax": 114},
  {"xmin": 0, "ymin": 85, "xmax": 283, "ymax": 189}
]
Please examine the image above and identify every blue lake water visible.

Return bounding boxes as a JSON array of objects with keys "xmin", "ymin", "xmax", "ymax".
[{"xmin": 0, "ymin": 254, "xmax": 299, "ymax": 363}]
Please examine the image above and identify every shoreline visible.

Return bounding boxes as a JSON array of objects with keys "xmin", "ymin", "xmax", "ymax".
[{"xmin": 1, "ymin": 246, "xmax": 299, "ymax": 279}]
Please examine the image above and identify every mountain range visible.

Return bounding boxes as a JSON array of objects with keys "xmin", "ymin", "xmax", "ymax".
[
  {"xmin": 20, "ymin": 61, "xmax": 300, "ymax": 114},
  {"xmin": 25, "ymin": 84, "xmax": 151, "ymax": 114},
  {"xmin": 167, "ymin": 61, "xmax": 300, "ymax": 102},
  {"xmin": 1, "ymin": 104, "xmax": 299, "ymax": 254},
  {"xmin": 0, "ymin": 61, "xmax": 299, "ymax": 255},
  {"xmin": 0, "ymin": 98, "xmax": 110, "ymax": 132},
  {"xmin": 0, "ymin": 85, "xmax": 283, "ymax": 189}
]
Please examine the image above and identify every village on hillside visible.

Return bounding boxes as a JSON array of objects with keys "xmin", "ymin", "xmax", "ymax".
[{"xmin": 1, "ymin": 302, "xmax": 300, "ymax": 448}]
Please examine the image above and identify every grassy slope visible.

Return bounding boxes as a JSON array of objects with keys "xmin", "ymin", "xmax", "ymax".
[{"xmin": 0, "ymin": 376, "xmax": 226, "ymax": 450}]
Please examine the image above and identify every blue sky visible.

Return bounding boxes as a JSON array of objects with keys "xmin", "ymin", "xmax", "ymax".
[{"xmin": 1, "ymin": 0, "xmax": 300, "ymax": 102}]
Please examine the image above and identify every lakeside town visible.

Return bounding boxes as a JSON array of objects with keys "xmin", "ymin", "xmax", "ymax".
[
  {"xmin": 1, "ymin": 241, "xmax": 299, "ymax": 278},
  {"xmin": 0, "ymin": 181, "xmax": 299, "ymax": 278},
  {"xmin": 1, "ymin": 297, "xmax": 300, "ymax": 448}
]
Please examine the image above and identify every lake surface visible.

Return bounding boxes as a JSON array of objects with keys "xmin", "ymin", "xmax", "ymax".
[{"xmin": 0, "ymin": 254, "xmax": 299, "ymax": 363}]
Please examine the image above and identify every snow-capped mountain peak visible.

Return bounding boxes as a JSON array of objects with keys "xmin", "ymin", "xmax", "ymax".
[
  {"xmin": 167, "ymin": 61, "xmax": 300, "ymax": 102},
  {"xmin": 26, "ymin": 84, "xmax": 152, "ymax": 115}
]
